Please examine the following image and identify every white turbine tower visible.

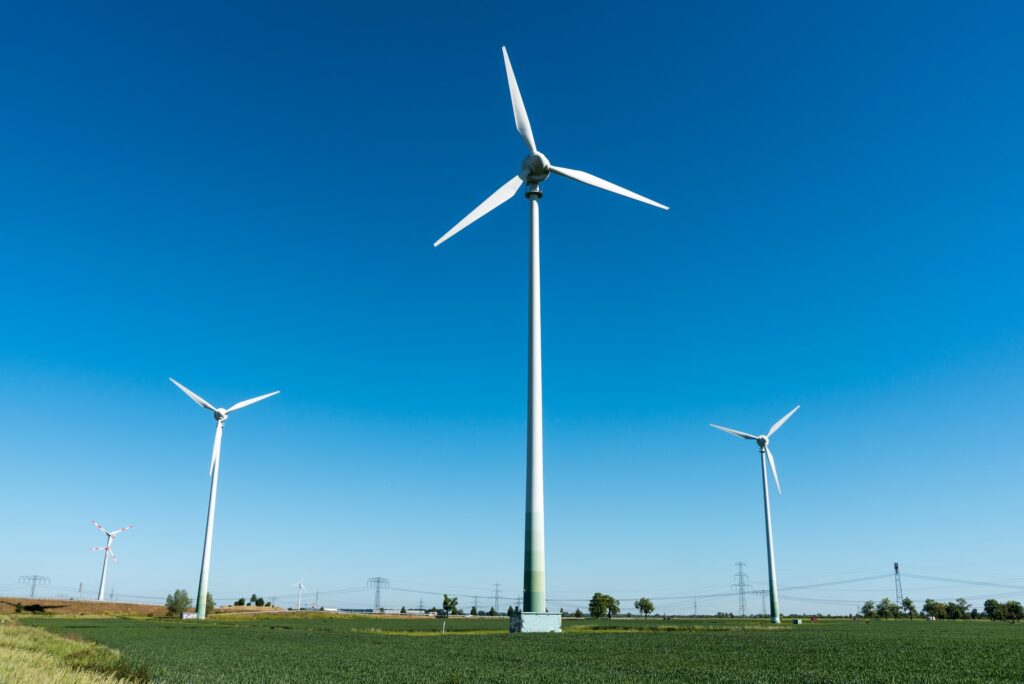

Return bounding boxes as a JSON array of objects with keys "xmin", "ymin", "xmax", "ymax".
[
  {"xmin": 170, "ymin": 377, "xmax": 279, "ymax": 619},
  {"xmin": 710, "ymin": 405, "xmax": 800, "ymax": 624},
  {"xmin": 293, "ymin": 578, "xmax": 305, "ymax": 610},
  {"xmin": 434, "ymin": 46, "xmax": 667, "ymax": 632},
  {"xmin": 90, "ymin": 520, "xmax": 132, "ymax": 602}
]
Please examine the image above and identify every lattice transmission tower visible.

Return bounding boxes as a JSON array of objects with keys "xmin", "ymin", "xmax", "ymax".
[
  {"xmin": 893, "ymin": 562, "xmax": 904, "ymax": 606},
  {"xmin": 19, "ymin": 575, "xmax": 50, "ymax": 598},
  {"xmin": 731, "ymin": 562, "xmax": 749, "ymax": 616},
  {"xmin": 367, "ymin": 577, "xmax": 389, "ymax": 611}
]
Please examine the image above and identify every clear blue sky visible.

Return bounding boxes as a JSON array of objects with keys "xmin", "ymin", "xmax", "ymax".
[{"xmin": 1, "ymin": 2, "xmax": 1022, "ymax": 615}]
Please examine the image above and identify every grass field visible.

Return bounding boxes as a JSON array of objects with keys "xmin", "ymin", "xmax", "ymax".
[{"xmin": 22, "ymin": 613, "xmax": 1024, "ymax": 683}]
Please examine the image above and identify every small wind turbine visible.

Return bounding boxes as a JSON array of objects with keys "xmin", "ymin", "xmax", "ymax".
[
  {"xmin": 710, "ymin": 405, "xmax": 799, "ymax": 624},
  {"xmin": 293, "ymin": 578, "xmax": 305, "ymax": 610},
  {"xmin": 434, "ymin": 46, "xmax": 667, "ymax": 618},
  {"xmin": 170, "ymin": 377, "xmax": 279, "ymax": 619},
  {"xmin": 90, "ymin": 520, "xmax": 132, "ymax": 602}
]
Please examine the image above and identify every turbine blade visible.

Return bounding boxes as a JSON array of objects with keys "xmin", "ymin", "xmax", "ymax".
[
  {"xmin": 765, "ymin": 446, "xmax": 782, "ymax": 494},
  {"xmin": 110, "ymin": 526, "xmax": 133, "ymax": 537},
  {"xmin": 501, "ymin": 46, "xmax": 536, "ymax": 152},
  {"xmin": 90, "ymin": 546, "xmax": 106, "ymax": 552},
  {"xmin": 227, "ymin": 390, "xmax": 280, "ymax": 414},
  {"xmin": 433, "ymin": 176, "xmax": 523, "ymax": 247},
  {"xmin": 91, "ymin": 520, "xmax": 110, "ymax": 535},
  {"xmin": 109, "ymin": 550, "xmax": 119, "ymax": 563},
  {"xmin": 170, "ymin": 378, "xmax": 215, "ymax": 412},
  {"xmin": 768, "ymin": 405, "xmax": 800, "ymax": 437},
  {"xmin": 709, "ymin": 424, "xmax": 757, "ymax": 440},
  {"xmin": 549, "ymin": 165, "xmax": 668, "ymax": 210}
]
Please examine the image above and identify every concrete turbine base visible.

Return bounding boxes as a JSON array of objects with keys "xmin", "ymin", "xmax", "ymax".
[{"xmin": 510, "ymin": 612, "xmax": 562, "ymax": 633}]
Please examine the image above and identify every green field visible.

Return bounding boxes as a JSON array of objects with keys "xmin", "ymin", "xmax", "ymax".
[{"xmin": 22, "ymin": 614, "xmax": 1024, "ymax": 683}]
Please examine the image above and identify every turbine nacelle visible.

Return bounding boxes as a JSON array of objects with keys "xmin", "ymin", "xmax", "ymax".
[
  {"xmin": 519, "ymin": 152, "xmax": 551, "ymax": 185},
  {"xmin": 214, "ymin": 409, "xmax": 229, "ymax": 422},
  {"xmin": 756, "ymin": 435, "xmax": 769, "ymax": 448}
]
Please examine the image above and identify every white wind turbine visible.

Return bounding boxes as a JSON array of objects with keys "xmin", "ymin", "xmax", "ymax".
[
  {"xmin": 170, "ymin": 377, "xmax": 279, "ymax": 619},
  {"xmin": 434, "ymin": 46, "xmax": 668, "ymax": 621},
  {"xmin": 710, "ymin": 405, "xmax": 800, "ymax": 624},
  {"xmin": 90, "ymin": 520, "xmax": 133, "ymax": 601},
  {"xmin": 292, "ymin": 578, "xmax": 305, "ymax": 610}
]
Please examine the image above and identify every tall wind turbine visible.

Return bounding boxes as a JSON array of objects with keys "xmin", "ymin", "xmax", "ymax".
[
  {"xmin": 434, "ymin": 46, "xmax": 668, "ymax": 623},
  {"xmin": 90, "ymin": 520, "xmax": 132, "ymax": 601},
  {"xmin": 293, "ymin": 578, "xmax": 305, "ymax": 610},
  {"xmin": 170, "ymin": 377, "xmax": 279, "ymax": 619},
  {"xmin": 710, "ymin": 405, "xmax": 800, "ymax": 624}
]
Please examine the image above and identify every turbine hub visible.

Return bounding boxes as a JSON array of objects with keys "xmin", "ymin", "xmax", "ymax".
[
  {"xmin": 519, "ymin": 152, "xmax": 551, "ymax": 185},
  {"xmin": 214, "ymin": 409, "xmax": 228, "ymax": 422},
  {"xmin": 757, "ymin": 435, "xmax": 768, "ymax": 447}
]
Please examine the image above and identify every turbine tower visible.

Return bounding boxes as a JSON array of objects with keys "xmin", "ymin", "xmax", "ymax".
[
  {"xmin": 434, "ymin": 46, "xmax": 667, "ymax": 630},
  {"xmin": 711, "ymin": 405, "xmax": 799, "ymax": 624},
  {"xmin": 293, "ymin": 578, "xmax": 305, "ymax": 610},
  {"xmin": 170, "ymin": 378, "xmax": 279, "ymax": 619},
  {"xmin": 90, "ymin": 521, "xmax": 132, "ymax": 601}
]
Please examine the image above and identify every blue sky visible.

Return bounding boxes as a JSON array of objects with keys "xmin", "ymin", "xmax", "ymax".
[{"xmin": 1, "ymin": 1, "xmax": 1022, "ymax": 615}]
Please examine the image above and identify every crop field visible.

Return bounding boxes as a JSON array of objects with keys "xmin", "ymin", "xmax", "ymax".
[{"xmin": 20, "ymin": 613, "xmax": 1024, "ymax": 683}]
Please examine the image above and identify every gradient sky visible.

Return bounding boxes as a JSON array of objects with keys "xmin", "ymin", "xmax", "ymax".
[{"xmin": 2, "ymin": 2, "xmax": 1022, "ymax": 615}]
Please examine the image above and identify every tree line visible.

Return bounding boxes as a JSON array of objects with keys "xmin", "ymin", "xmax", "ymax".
[{"xmin": 860, "ymin": 596, "xmax": 1023, "ymax": 621}]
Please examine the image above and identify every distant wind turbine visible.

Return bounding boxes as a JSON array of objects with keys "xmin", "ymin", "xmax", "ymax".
[
  {"xmin": 711, "ymin": 405, "xmax": 799, "ymax": 624},
  {"xmin": 293, "ymin": 578, "xmax": 305, "ymax": 610},
  {"xmin": 434, "ymin": 46, "xmax": 668, "ymax": 623},
  {"xmin": 170, "ymin": 377, "xmax": 279, "ymax": 619},
  {"xmin": 90, "ymin": 520, "xmax": 132, "ymax": 601}
]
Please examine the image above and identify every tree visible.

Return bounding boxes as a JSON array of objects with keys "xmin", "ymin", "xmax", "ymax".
[
  {"xmin": 922, "ymin": 599, "xmax": 946, "ymax": 620},
  {"xmin": 902, "ymin": 597, "xmax": 916, "ymax": 619},
  {"xmin": 1005, "ymin": 601, "xmax": 1023, "ymax": 623},
  {"xmin": 470, "ymin": 606, "xmax": 477, "ymax": 616},
  {"xmin": 205, "ymin": 593, "xmax": 215, "ymax": 615},
  {"xmin": 400, "ymin": 606, "xmax": 407, "ymax": 614},
  {"xmin": 165, "ymin": 589, "xmax": 191, "ymax": 617},
  {"xmin": 877, "ymin": 598, "xmax": 898, "ymax": 619},
  {"xmin": 507, "ymin": 606, "xmax": 514, "ymax": 617},
  {"xmin": 589, "ymin": 593, "xmax": 620, "ymax": 619},
  {"xmin": 487, "ymin": 607, "xmax": 497, "ymax": 616},
  {"xmin": 249, "ymin": 593, "xmax": 258, "ymax": 606},
  {"xmin": 574, "ymin": 608, "xmax": 583, "ymax": 618},
  {"xmin": 956, "ymin": 598, "xmax": 971, "ymax": 619},
  {"xmin": 861, "ymin": 600, "xmax": 876, "ymax": 619},
  {"xmin": 634, "ymin": 598, "xmax": 655, "ymax": 619},
  {"xmin": 234, "ymin": 598, "xmax": 245, "ymax": 606},
  {"xmin": 255, "ymin": 597, "xmax": 265, "ymax": 607},
  {"xmin": 443, "ymin": 594, "xmax": 458, "ymax": 616}
]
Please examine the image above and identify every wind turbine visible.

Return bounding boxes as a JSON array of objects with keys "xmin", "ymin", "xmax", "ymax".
[
  {"xmin": 90, "ymin": 520, "xmax": 132, "ymax": 602},
  {"xmin": 710, "ymin": 405, "xmax": 800, "ymax": 624},
  {"xmin": 170, "ymin": 377, "xmax": 279, "ymax": 619},
  {"xmin": 434, "ymin": 46, "xmax": 668, "ymax": 623},
  {"xmin": 292, "ymin": 578, "xmax": 305, "ymax": 610}
]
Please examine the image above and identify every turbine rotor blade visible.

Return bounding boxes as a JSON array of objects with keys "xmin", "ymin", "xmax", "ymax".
[
  {"xmin": 227, "ymin": 391, "xmax": 280, "ymax": 414},
  {"xmin": 501, "ymin": 46, "xmax": 536, "ymax": 152},
  {"xmin": 768, "ymin": 405, "xmax": 800, "ymax": 437},
  {"xmin": 709, "ymin": 424, "xmax": 757, "ymax": 440},
  {"xmin": 90, "ymin": 546, "xmax": 106, "ymax": 552},
  {"xmin": 170, "ymin": 378, "xmax": 215, "ymax": 412},
  {"xmin": 549, "ymin": 165, "xmax": 668, "ymax": 210},
  {"xmin": 91, "ymin": 520, "xmax": 110, "ymax": 535},
  {"xmin": 433, "ymin": 176, "xmax": 523, "ymax": 247},
  {"xmin": 765, "ymin": 446, "xmax": 782, "ymax": 494},
  {"xmin": 110, "ymin": 526, "xmax": 133, "ymax": 537}
]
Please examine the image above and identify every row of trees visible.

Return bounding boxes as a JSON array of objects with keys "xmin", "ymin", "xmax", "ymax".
[
  {"xmin": 585, "ymin": 593, "xmax": 656, "ymax": 619},
  {"xmin": 233, "ymin": 594, "xmax": 273, "ymax": 607},
  {"xmin": 861, "ymin": 596, "xmax": 1023, "ymax": 621}
]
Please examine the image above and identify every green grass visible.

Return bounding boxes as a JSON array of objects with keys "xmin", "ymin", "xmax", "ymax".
[
  {"xmin": 23, "ymin": 614, "xmax": 1024, "ymax": 683},
  {"xmin": 0, "ymin": 617, "xmax": 144, "ymax": 683}
]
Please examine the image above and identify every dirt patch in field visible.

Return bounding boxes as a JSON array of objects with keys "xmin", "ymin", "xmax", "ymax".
[{"xmin": 0, "ymin": 597, "xmax": 163, "ymax": 617}]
